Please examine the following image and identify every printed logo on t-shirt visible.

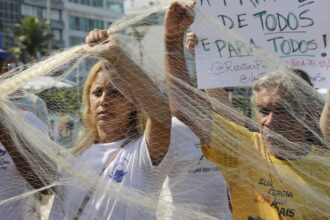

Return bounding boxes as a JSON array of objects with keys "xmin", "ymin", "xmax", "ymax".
[
  {"xmin": 188, "ymin": 155, "xmax": 219, "ymax": 174},
  {"xmin": 110, "ymin": 170, "xmax": 127, "ymax": 183},
  {"xmin": 0, "ymin": 148, "xmax": 10, "ymax": 170},
  {"xmin": 109, "ymin": 159, "xmax": 128, "ymax": 183},
  {"xmin": 257, "ymin": 177, "xmax": 296, "ymax": 218},
  {"xmin": 191, "ymin": 166, "xmax": 218, "ymax": 174}
]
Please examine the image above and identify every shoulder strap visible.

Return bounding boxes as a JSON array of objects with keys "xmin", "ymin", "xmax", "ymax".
[{"xmin": 74, "ymin": 147, "xmax": 123, "ymax": 220}]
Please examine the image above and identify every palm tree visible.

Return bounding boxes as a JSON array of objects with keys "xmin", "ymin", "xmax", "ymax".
[{"xmin": 10, "ymin": 16, "xmax": 52, "ymax": 63}]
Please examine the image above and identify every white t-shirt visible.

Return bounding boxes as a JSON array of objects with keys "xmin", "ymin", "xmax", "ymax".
[
  {"xmin": 50, "ymin": 134, "xmax": 176, "ymax": 220},
  {"xmin": 0, "ymin": 111, "xmax": 46, "ymax": 220},
  {"xmin": 49, "ymin": 117, "xmax": 231, "ymax": 220},
  {"xmin": 158, "ymin": 118, "xmax": 232, "ymax": 220}
]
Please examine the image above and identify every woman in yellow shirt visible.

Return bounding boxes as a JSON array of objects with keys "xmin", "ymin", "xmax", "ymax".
[{"xmin": 164, "ymin": 2, "xmax": 330, "ymax": 219}]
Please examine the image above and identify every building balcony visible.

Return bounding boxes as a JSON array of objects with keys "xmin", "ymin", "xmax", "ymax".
[
  {"xmin": 22, "ymin": 0, "xmax": 64, "ymax": 10},
  {"xmin": 52, "ymin": 39, "xmax": 65, "ymax": 49},
  {"xmin": 50, "ymin": 20, "xmax": 64, "ymax": 29}
]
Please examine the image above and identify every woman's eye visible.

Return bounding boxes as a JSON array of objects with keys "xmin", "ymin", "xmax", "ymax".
[
  {"xmin": 93, "ymin": 88, "xmax": 103, "ymax": 97},
  {"xmin": 109, "ymin": 89, "xmax": 122, "ymax": 97},
  {"xmin": 258, "ymin": 107, "xmax": 270, "ymax": 115},
  {"xmin": 273, "ymin": 107, "xmax": 288, "ymax": 115}
]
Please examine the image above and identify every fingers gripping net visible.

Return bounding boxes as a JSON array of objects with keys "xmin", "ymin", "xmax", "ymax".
[{"xmin": 0, "ymin": 1, "xmax": 329, "ymax": 220}]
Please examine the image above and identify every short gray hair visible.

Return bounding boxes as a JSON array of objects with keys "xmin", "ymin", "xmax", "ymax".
[
  {"xmin": 253, "ymin": 70, "xmax": 316, "ymax": 109},
  {"xmin": 252, "ymin": 69, "xmax": 323, "ymax": 146}
]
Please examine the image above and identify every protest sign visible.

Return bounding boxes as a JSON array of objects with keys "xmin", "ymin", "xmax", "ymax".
[{"xmin": 191, "ymin": 0, "xmax": 330, "ymax": 88}]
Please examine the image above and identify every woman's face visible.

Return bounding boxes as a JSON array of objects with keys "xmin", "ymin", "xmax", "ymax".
[
  {"xmin": 255, "ymin": 88, "xmax": 305, "ymax": 156},
  {"xmin": 89, "ymin": 69, "xmax": 133, "ymax": 133}
]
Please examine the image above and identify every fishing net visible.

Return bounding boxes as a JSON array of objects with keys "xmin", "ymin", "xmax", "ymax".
[{"xmin": 0, "ymin": 1, "xmax": 329, "ymax": 220}]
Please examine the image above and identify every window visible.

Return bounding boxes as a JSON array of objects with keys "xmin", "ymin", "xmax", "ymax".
[
  {"xmin": 106, "ymin": 1, "xmax": 123, "ymax": 13},
  {"xmin": 9, "ymin": 2, "xmax": 14, "ymax": 11},
  {"xmin": 21, "ymin": 5, "xmax": 61, "ymax": 21},
  {"xmin": 51, "ymin": 10, "xmax": 61, "ymax": 21},
  {"xmin": 37, "ymin": 7, "xmax": 43, "ymax": 19},
  {"xmin": 52, "ymin": 29, "xmax": 62, "ymax": 41},
  {"xmin": 69, "ymin": 36, "xmax": 85, "ymax": 46},
  {"xmin": 92, "ymin": 0, "xmax": 103, "ymax": 7},
  {"xmin": 51, "ymin": 0, "xmax": 63, "ymax": 3},
  {"xmin": 107, "ymin": 22, "xmax": 113, "ymax": 28},
  {"xmin": 21, "ymin": 5, "xmax": 35, "ymax": 17},
  {"xmin": 69, "ymin": 0, "xmax": 103, "ymax": 7},
  {"xmin": 69, "ymin": 16, "xmax": 104, "ymax": 31}
]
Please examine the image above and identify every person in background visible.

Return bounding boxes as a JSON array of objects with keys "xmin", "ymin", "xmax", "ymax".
[
  {"xmin": 0, "ymin": 32, "xmax": 49, "ymax": 129},
  {"xmin": 163, "ymin": 2, "xmax": 233, "ymax": 219},
  {"xmin": 320, "ymin": 89, "xmax": 330, "ymax": 145},
  {"xmin": 164, "ymin": 1, "xmax": 329, "ymax": 219},
  {"xmin": 0, "ymin": 102, "xmax": 54, "ymax": 220},
  {"xmin": 0, "ymin": 32, "xmax": 11, "ymax": 73},
  {"xmin": 0, "ymin": 31, "xmax": 51, "ymax": 220}
]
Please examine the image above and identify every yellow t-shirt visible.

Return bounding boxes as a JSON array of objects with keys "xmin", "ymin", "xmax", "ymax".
[{"xmin": 202, "ymin": 114, "xmax": 330, "ymax": 220}]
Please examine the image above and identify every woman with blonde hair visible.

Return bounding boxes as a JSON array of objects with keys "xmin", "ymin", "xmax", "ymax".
[
  {"xmin": 49, "ymin": 27, "xmax": 232, "ymax": 219},
  {"xmin": 49, "ymin": 30, "xmax": 174, "ymax": 220},
  {"xmin": 72, "ymin": 60, "xmax": 146, "ymax": 155}
]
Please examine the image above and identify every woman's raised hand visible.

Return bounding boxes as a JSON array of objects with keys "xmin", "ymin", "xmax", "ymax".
[
  {"xmin": 164, "ymin": 1, "xmax": 195, "ymax": 38},
  {"xmin": 85, "ymin": 29, "xmax": 123, "ymax": 63}
]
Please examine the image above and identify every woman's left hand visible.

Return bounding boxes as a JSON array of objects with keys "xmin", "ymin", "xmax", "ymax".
[{"xmin": 164, "ymin": 1, "xmax": 195, "ymax": 38}]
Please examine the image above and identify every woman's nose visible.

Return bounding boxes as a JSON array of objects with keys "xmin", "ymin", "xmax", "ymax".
[
  {"xmin": 263, "ymin": 112, "xmax": 275, "ymax": 128},
  {"xmin": 99, "ymin": 92, "xmax": 110, "ymax": 106}
]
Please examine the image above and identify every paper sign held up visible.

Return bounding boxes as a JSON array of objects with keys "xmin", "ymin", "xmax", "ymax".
[{"xmin": 191, "ymin": 0, "xmax": 330, "ymax": 88}]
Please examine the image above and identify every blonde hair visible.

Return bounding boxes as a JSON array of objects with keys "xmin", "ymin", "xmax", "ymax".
[{"xmin": 72, "ymin": 60, "xmax": 145, "ymax": 155}]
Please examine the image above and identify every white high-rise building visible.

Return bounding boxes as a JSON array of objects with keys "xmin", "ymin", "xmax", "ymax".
[
  {"xmin": 63, "ymin": 0, "xmax": 124, "ymax": 47},
  {"xmin": 19, "ymin": 0, "xmax": 124, "ymax": 48}
]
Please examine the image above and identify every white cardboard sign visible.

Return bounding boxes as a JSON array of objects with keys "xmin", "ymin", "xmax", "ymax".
[{"xmin": 191, "ymin": 0, "xmax": 330, "ymax": 88}]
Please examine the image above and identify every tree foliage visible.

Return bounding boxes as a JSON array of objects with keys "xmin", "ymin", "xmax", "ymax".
[
  {"xmin": 10, "ymin": 16, "xmax": 52, "ymax": 63},
  {"xmin": 38, "ymin": 87, "xmax": 82, "ymax": 114}
]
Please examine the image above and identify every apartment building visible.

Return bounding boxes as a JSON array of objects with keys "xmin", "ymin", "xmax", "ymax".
[
  {"xmin": 0, "ymin": 0, "xmax": 21, "ymax": 48},
  {"xmin": 63, "ymin": 0, "xmax": 124, "ymax": 47},
  {"xmin": 0, "ymin": 0, "xmax": 124, "ymax": 49}
]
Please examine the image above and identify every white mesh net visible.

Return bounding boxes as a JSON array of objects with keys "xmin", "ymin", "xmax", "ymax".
[{"xmin": 0, "ymin": 1, "xmax": 329, "ymax": 220}]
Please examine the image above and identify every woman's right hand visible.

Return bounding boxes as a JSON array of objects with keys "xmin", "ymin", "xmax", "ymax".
[
  {"xmin": 85, "ymin": 29, "xmax": 108, "ymax": 45},
  {"xmin": 85, "ymin": 29, "xmax": 123, "ymax": 63}
]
